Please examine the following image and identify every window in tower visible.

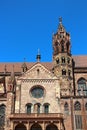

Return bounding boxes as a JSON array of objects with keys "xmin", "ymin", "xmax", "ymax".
[
  {"xmin": 56, "ymin": 58, "xmax": 59, "ymax": 64},
  {"xmin": 68, "ymin": 70, "xmax": 71, "ymax": 77},
  {"xmin": 61, "ymin": 57, "xmax": 65, "ymax": 63},
  {"xmin": 67, "ymin": 57, "xmax": 70, "ymax": 64},
  {"xmin": 74, "ymin": 101, "xmax": 81, "ymax": 111},
  {"xmin": 64, "ymin": 102, "xmax": 69, "ymax": 111},
  {"xmin": 60, "ymin": 32, "xmax": 64, "ymax": 38},
  {"xmin": 62, "ymin": 69, "xmax": 66, "ymax": 75},
  {"xmin": 77, "ymin": 78, "xmax": 87, "ymax": 96}
]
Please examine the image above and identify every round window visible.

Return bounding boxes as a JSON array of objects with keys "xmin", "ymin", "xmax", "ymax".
[{"xmin": 31, "ymin": 86, "xmax": 44, "ymax": 98}]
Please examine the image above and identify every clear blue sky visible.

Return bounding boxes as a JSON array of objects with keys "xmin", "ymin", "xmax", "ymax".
[{"xmin": 0, "ymin": 0, "xmax": 87, "ymax": 62}]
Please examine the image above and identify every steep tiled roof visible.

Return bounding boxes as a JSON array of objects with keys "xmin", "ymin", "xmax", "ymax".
[
  {"xmin": 0, "ymin": 62, "xmax": 53, "ymax": 72},
  {"xmin": 73, "ymin": 55, "xmax": 87, "ymax": 68},
  {"xmin": 0, "ymin": 56, "xmax": 87, "ymax": 72}
]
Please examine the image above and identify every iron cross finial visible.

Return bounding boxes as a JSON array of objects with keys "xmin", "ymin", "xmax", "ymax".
[{"xmin": 59, "ymin": 17, "xmax": 62, "ymax": 24}]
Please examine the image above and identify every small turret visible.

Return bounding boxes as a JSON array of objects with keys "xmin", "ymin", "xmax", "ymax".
[
  {"xmin": 7, "ymin": 65, "xmax": 16, "ymax": 92},
  {"xmin": 6, "ymin": 65, "xmax": 16, "ymax": 119},
  {"xmin": 21, "ymin": 58, "xmax": 28, "ymax": 72}
]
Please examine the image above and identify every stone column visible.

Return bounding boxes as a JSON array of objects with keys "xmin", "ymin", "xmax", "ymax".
[
  {"xmin": 42, "ymin": 122, "xmax": 45, "ymax": 130},
  {"xmin": 26, "ymin": 122, "xmax": 28, "ymax": 130},
  {"xmin": 56, "ymin": 122, "xmax": 60, "ymax": 130},
  {"xmin": 58, "ymin": 121, "xmax": 61, "ymax": 130},
  {"xmin": 27, "ymin": 122, "xmax": 30, "ymax": 130},
  {"xmin": 31, "ymin": 105, "xmax": 33, "ymax": 113},
  {"xmin": 10, "ymin": 120, "xmax": 14, "ymax": 130},
  {"xmin": 40, "ymin": 105, "xmax": 43, "ymax": 113},
  {"xmin": 60, "ymin": 121, "xmax": 64, "ymax": 130}
]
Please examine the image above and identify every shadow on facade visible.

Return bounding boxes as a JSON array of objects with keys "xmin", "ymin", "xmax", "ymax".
[
  {"xmin": 30, "ymin": 123, "xmax": 42, "ymax": 130},
  {"xmin": 46, "ymin": 124, "xmax": 58, "ymax": 130},
  {"xmin": 15, "ymin": 123, "xmax": 27, "ymax": 130}
]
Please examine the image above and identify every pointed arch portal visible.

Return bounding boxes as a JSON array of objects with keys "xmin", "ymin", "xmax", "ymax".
[
  {"xmin": 15, "ymin": 123, "xmax": 27, "ymax": 130},
  {"xmin": 46, "ymin": 124, "xmax": 58, "ymax": 130},
  {"xmin": 30, "ymin": 123, "xmax": 42, "ymax": 130}
]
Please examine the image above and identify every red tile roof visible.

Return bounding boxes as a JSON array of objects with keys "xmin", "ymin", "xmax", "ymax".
[
  {"xmin": 0, "ymin": 62, "xmax": 53, "ymax": 72},
  {"xmin": 0, "ymin": 56, "xmax": 87, "ymax": 72},
  {"xmin": 73, "ymin": 55, "xmax": 87, "ymax": 67}
]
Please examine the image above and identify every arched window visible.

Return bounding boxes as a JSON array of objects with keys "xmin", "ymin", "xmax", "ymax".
[
  {"xmin": 26, "ymin": 103, "xmax": 32, "ymax": 114},
  {"xmin": 85, "ymin": 103, "xmax": 87, "ymax": 111},
  {"xmin": 67, "ymin": 57, "xmax": 70, "ymax": 64},
  {"xmin": 0, "ymin": 104, "xmax": 5, "ymax": 128},
  {"xmin": 34, "ymin": 103, "xmax": 41, "ymax": 113},
  {"xmin": 37, "ymin": 104, "xmax": 40, "ymax": 113},
  {"xmin": 61, "ymin": 57, "xmax": 65, "ymax": 63},
  {"xmin": 44, "ymin": 103, "xmax": 49, "ymax": 113},
  {"xmin": 56, "ymin": 58, "xmax": 59, "ymax": 64},
  {"xmin": 64, "ymin": 102, "xmax": 69, "ymax": 111},
  {"xmin": 62, "ymin": 69, "xmax": 66, "ymax": 75},
  {"xmin": 77, "ymin": 78, "xmax": 87, "ymax": 96},
  {"xmin": 74, "ymin": 101, "xmax": 81, "ymax": 111}
]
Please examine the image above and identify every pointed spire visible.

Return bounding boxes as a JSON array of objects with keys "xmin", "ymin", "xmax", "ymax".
[
  {"xmin": 36, "ymin": 49, "xmax": 41, "ymax": 62},
  {"xmin": 59, "ymin": 17, "xmax": 62, "ymax": 24},
  {"xmin": 58, "ymin": 17, "xmax": 65, "ymax": 33}
]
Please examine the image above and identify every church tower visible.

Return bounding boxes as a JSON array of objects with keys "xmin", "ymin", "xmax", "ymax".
[{"xmin": 53, "ymin": 18, "xmax": 73, "ymax": 96}]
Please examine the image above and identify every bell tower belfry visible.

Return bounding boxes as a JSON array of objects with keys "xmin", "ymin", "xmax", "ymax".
[{"xmin": 53, "ymin": 18, "xmax": 73, "ymax": 96}]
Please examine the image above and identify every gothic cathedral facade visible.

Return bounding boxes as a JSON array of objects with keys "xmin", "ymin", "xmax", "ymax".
[{"xmin": 0, "ymin": 19, "xmax": 87, "ymax": 130}]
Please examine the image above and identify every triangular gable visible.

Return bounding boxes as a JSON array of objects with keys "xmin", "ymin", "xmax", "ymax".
[{"xmin": 18, "ymin": 62, "xmax": 57, "ymax": 80}]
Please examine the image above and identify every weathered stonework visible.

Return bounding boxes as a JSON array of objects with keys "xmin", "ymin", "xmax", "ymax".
[{"xmin": 0, "ymin": 19, "xmax": 87, "ymax": 130}]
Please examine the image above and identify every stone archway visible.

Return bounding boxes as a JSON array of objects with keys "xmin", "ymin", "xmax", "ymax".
[
  {"xmin": 15, "ymin": 123, "xmax": 27, "ymax": 130},
  {"xmin": 46, "ymin": 124, "xmax": 58, "ymax": 130},
  {"xmin": 30, "ymin": 123, "xmax": 42, "ymax": 130}
]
